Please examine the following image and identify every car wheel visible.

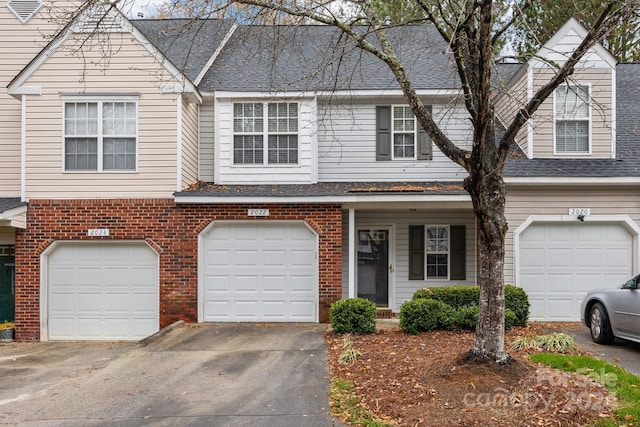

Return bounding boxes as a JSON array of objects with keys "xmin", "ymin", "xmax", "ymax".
[{"xmin": 589, "ymin": 302, "xmax": 614, "ymax": 345}]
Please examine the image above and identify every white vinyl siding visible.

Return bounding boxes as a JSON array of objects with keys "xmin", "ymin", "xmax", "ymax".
[
  {"xmin": 216, "ymin": 98, "xmax": 315, "ymax": 184},
  {"xmin": 20, "ymin": 32, "xmax": 181, "ymax": 198},
  {"xmin": 318, "ymin": 99, "xmax": 471, "ymax": 182},
  {"xmin": 555, "ymin": 85, "xmax": 590, "ymax": 154},
  {"xmin": 342, "ymin": 210, "xmax": 476, "ymax": 312}
]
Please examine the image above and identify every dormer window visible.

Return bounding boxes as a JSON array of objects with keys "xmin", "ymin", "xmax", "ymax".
[
  {"xmin": 555, "ymin": 84, "xmax": 590, "ymax": 154},
  {"xmin": 7, "ymin": 0, "xmax": 43, "ymax": 23}
]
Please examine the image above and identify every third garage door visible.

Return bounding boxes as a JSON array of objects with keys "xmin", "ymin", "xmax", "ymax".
[
  {"xmin": 519, "ymin": 222, "xmax": 632, "ymax": 321},
  {"xmin": 200, "ymin": 222, "xmax": 318, "ymax": 322}
]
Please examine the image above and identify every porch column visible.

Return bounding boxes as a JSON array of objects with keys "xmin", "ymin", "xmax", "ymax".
[{"xmin": 348, "ymin": 208, "xmax": 356, "ymax": 298}]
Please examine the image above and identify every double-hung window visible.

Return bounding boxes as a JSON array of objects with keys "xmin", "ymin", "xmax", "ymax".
[
  {"xmin": 392, "ymin": 106, "xmax": 416, "ymax": 159},
  {"xmin": 555, "ymin": 85, "xmax": 590, "ymax": 154},
  {"xmin": 233, "ymin": 102, "xmax": 299, "ymax": 165},
  {"xmin": 64, "ymin": 99, "xmax": 137, "ymax": 171},
  {"xmin": 426, "ymin": 226, "xmax": 449, "ymax": 279}
]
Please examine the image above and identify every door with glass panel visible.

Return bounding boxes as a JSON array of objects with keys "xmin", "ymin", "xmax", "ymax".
[{"xmin": 357, "ymin": 229, "xmax": 389, "ymax": 306}]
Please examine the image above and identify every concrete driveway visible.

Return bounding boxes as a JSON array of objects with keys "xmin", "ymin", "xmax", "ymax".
[{"xmin": 0, "ymin": 323, "xmax": 345, "ymax": 427}]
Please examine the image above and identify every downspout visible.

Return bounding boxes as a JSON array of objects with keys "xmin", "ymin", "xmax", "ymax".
[
  {"xmin": 348, "ymin": 208, "xmax": 356, "ymax": 298},
  {"xmin": 21, "ymin": 95, "xmax": 27, "ymax": 202},
  {"xmin": 176, "ymin": 94, "xmax": 183, "ymax": 192}
]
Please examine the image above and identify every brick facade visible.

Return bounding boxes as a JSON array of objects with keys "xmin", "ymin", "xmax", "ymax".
[{"xmin": 14, "ymin": 199, "xmax": 343, "ymax": 341}]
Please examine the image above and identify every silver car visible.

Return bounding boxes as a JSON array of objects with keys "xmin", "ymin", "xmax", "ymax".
[{"xmin": 581, "ymin": 275, "xmax": 640, "ymax": 345}]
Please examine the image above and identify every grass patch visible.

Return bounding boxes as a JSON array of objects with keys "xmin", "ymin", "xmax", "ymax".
[
  {"xmin": 530, "ymin": 353, "xmax": 640, "ymax": 426},
  {"xmin": 330, "ymin": 378, "xmax": 396, "ymax": 427}
]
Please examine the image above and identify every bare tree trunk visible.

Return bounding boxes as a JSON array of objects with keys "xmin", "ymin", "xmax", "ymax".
[{"xmin": 464, "ymin": 165, "xmax": 510, "ymax": 364}]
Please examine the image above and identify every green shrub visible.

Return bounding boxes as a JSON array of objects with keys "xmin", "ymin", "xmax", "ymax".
[
  {"xmin": 330, "ymin": 298, "xmax": 377, "ymax": 334},
  {"xmin": 399, "ymin": 299, "xmax": 455, "ymax": 334},
  {"xmin": 453, "ymin": 305, "xmax": 479, "ymax": 330},
  {"xmin": 412, "ymin": 285, "xmax": 530, "ymax": 327},
  {"xmin": 412, "ymin": 286, "xmax": 479, "ymax": 308},
  {"xmin": 504, "ymin": 285, "xmax": 530, "ymax": 327},
  {"xmin": 452, "ymin": 306, "xmax": 517, "ymax": 331}
]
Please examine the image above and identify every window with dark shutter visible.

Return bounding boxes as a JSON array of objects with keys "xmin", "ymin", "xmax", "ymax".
[
  {"xmin": 408, "ymin": 225, "xmax": 425, "ymax": 280},
  {"xmin": 450, "ymin": 225, "xmax": 466, "ymax": 280}
]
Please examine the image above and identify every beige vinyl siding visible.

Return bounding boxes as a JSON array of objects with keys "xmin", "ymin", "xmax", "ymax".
[
  {"xmin": 0, "ymin": 227, "xmax": 15, "ymax": 245},
  {"xmin": 21, "ymin": 32, "xmax": 181, "ymax": 199},
  {"xmin": 504, "ymin": 186, "xmax": 640, "ymax": 284},
  {"xmin": 530, "ymin": 68, "xmax": 613, "ymax": 158},
  {"xmin": 341, "ymin": 209, "xmax": 477, "ymax": 312},
  {"xmin": 0, "ymin": 2, "xmax": 81, "ymax": 197},
  {"xmin": 317, "ymin": 98, "xmax": 471, "ymax": 182},
  {"xmin": 181, "ymin": 98, "xmax": 199, "ymax": 189},
  {"xmin": 199, "ymin": 99, "xmax": 215, "ymax": 182},
  {"xmin": 494, "ymin": 69, "xmax": 529, "ymax": 155}
]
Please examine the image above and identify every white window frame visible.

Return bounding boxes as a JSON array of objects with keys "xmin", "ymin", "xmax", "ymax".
[
  {"xmin": 425, "ymin": 225, "xmax": 449, "ymax": 280},
  {"xmin": 62, "ymin": 96, "xmax": 138, "ymax": 173},
  {"xmin": 233, "ymin": 101, "xmax": 299, "ymax": 166},
  {"xmin": 391, "ymin": 105, "xmax": 417, "ymax": 160},
  {"xmin": 553, "ymin": 84, "xmax": 591, "ymax": 155}
]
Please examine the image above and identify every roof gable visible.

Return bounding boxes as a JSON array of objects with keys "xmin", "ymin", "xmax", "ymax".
[
  {"xmin": 7, "ymin": 2, "xmax": 200, "ymax": 100},
  {"xmin": 530, "ymin": 17, "xmax": 617, "ymax": 69}
]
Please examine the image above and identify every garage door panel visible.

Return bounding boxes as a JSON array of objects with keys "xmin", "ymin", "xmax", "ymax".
[
  {"xmin": 520, "ymin": 223, "xmax": 632, "ymax": 321},
  {"xmin": 48, "ymin": 243, "xmax": 159, "ymax": 340},
  {"xmin": 201, "ymin": 223, "xmax": 317, "ymax": 322}
]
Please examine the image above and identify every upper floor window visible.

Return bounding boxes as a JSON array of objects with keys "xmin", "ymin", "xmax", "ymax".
[
  {"xmin": 392, "ymin": 106, "xmax": 416, "ymax": 159},
  {"xmin": 233, "ymin": 102, "xmax": 298, "ymax": 165},
  {"xmin": 555, "ymin": 85, "xmax": 590, "ymax": 154},
  {"xmin": 64, "ymin": 99, "xmax": 137, "ymax": 171},
  {"xmin": 376, "ymin": 105, "xmax": 432, "ymax": 161}
]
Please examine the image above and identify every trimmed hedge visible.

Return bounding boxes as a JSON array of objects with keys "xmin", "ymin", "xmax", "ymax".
[
  {"xmin": 330, "ymin": 297, "xmax": 377, "ymax": 334},
  {"xmin": 411, "ymin": 285, "xmax": 529, "ymax": 327},
  {"xmin": 399, "ymin": 299, "xmax": 456, "ymax": 334},
  {"xmin": 451, "ymin": 305, "xmax": 518, "ymax": 331}
]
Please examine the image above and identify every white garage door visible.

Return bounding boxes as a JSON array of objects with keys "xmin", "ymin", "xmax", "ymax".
[
  {"xmin": 47, "ymin": 242, "xmax": 159, "ymax": 340},
  {"xmin": 519, "ymin": 223, "xmax": 632, "ymax": 321},
  {"xmin": 201, "ymin": 222, "xmax": 317, "ymax": 322}
]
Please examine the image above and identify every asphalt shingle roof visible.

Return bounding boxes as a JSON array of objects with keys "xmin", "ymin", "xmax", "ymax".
[
  {"xmin": 132, "ymin": 19, "xmax": 235, "ymax": 82},
  {"xmin": 0, "ymin": 198, "xmax": 25, "ymax": 213},
  {"xmin": 175, "ymin": 181, "xmax": 467, "ymax": 198}
]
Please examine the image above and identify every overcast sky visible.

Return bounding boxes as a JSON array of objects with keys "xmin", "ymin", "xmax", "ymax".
[{"xmin": 120, "ymin": 0, "xmax": 165, "ymax": 18}]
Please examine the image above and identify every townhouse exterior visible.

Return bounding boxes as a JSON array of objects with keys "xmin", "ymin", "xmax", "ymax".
[{"xmin": 1, "ymin": 1, "xmax": 638, "ymax": 341}]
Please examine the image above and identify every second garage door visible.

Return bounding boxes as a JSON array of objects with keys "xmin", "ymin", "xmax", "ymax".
[
  {"xmin": 47, "ymin": 242, "xmax": 159, "ymax": 341},
  {"xmin": 519, "ymin": 222, "xmax": 632, "ymax": 321},
  {"xmin": 200, "ymin": 222, "xmax": 318, "ymax": 322}
]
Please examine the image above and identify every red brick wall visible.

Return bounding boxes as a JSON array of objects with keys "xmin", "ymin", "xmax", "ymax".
[{"xmin": 14, "ymin": 199, "xmax": 343, "ymax": 341}]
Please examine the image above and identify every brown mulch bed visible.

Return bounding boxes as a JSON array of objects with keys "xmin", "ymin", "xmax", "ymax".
[{"xmin": 326, "ymin": 325, "xmax": 615, "ymax": 426}]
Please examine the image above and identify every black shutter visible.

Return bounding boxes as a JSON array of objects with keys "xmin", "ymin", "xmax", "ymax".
[
  {"xmin": 408, "ymin": 225, "xmax": 425, "ymax": 280},
  {"xmin": 376, "ymin": 106, "xmax": 391, "ymax": 161},
  {"xmin": 417, "ymin": 105, "xmax": 432, "ymax": 160},
  {"xmin": 450, "ymin": 225, "xmax": 466, "ymax": 280}
]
